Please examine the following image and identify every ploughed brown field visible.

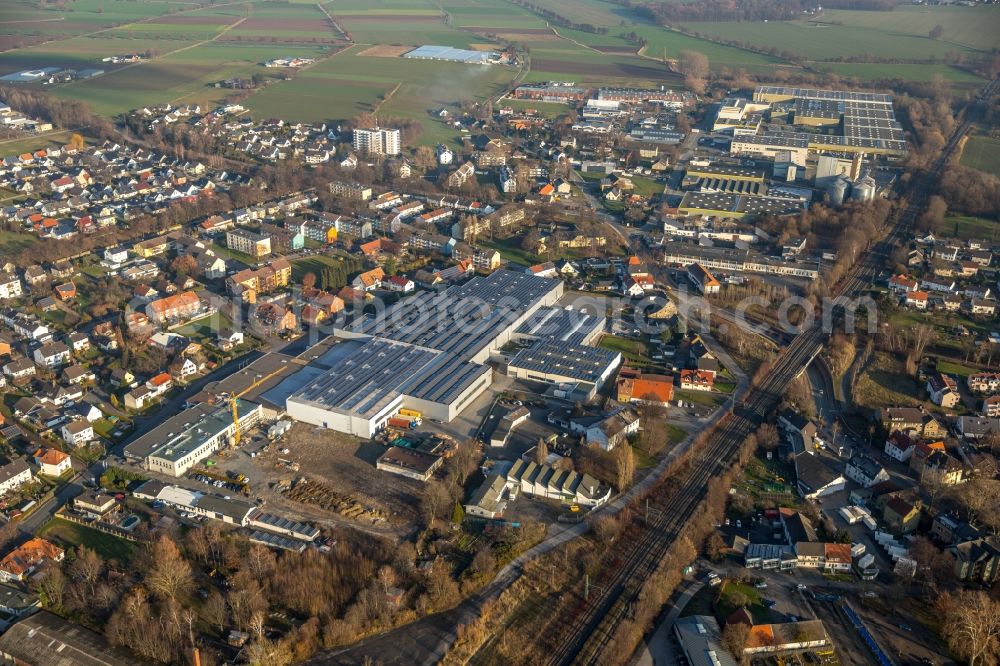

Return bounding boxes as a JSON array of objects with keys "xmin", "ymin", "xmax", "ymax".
[
  {"xmin": 238, "ymin": 17, "xmax": 335, "ymax": 31},
  {"xmin": 357, "ymin": 44, "xmax": 414, "ymax": 57},
  {"xmin": 150, "ymin": 15, "xmax": 235, "ymax": 25},
  {"xmin": 532, "ymin": 58, "xmax": 677, "ymax": 79}
]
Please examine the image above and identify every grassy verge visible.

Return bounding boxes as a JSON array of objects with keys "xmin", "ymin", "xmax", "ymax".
[{"xmin": 853, "ymin": 351, "xmax": 921, "ymax": 409}]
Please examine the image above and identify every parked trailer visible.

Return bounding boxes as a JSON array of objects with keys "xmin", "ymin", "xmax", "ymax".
[
  {"xmin": 387, "ymin": 417, "xmax": 418, "ymax": 430},
  {"xmin": 857, "ymin": 553, "xmax": 875, "ymax": 570},
  {"xmin": 399, "ymin": 409, "xmax": 422, "ymax": 418},
  {"xmin": 862, "ymin": 516, "xmax": 877, "ymax": 531},
  {"xmin": 851, "ymin": 543, "xmax": 866, "ymax": 558}
]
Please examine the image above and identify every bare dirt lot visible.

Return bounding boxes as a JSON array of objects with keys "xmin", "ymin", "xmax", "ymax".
[
  {"xmin": 357, "ymin": 44, "xmax": 413, "ymax": 58},
  {"xmin": 221, "ymin": 423, "xmax": 424, "ymax": 533}
]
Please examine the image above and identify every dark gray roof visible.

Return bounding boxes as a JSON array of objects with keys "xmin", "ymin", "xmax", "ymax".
[{"xmin": 0, "ymin": 610, "xmax": 143, "ymax": 665}]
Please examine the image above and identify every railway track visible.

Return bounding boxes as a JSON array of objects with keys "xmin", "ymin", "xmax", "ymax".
[{"xmin": 545, "ymin": 76, "xmax": 999, "ymax": 666}]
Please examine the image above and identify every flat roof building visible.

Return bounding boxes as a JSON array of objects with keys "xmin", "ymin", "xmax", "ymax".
[
  {"xmin": 507, "ymin": 340, "xmax": 620, "ymax": 400},
  {"xmin": 376, "ymin": 446, "xmax": 443, "ymax": 482},
  {"xmin": 124, "ymin": 400, "xmax": 262, "ymax": 476}
]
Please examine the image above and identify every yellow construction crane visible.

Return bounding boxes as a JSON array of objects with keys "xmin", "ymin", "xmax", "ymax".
[{"xmin": 227, "ymin": 365, "xmax": 287, "ymax": 446}]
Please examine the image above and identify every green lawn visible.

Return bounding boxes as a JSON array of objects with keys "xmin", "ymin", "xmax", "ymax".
[
  {"xmin": 716, "ymin": 580, "xmax": 770, "ymax": 624},
  {"xmin": 675, "ymin": 389, "xmax": 725, "ymax": 408},
  {"xmin": 629, "ymin": 176, "xmax": 664, "ymax": 199},
  {"xmin": 290, "ymin": 254, "xmax": 348, "ymax": 282},
  {"xmin": 961, "ymin": 132, "xmax": 1000, "ymax": 178},
  {"xmin": 679, "ymin": 17, "xmax": 981, "ymax": 62},
  {"xmin": 598, "ymin": 334, "xmax": 653, "ymax": 365},
  {"xmin": 174, "ymin": 311, "xmax": 233, "ymax": 341},
  {"xmin": 935, "ymin": 213, "xmax": 1000, "ymax": 241},
  {"xmin": 38, "ymin": 517, "xmax": 139, "ymax": 563},
  {"xmin": 0, "ymin": 230, "xmax": 37, "ymax": 255},
  {"xmin": 664, "ymin": 423, "xmax": 688, "ymax": 446},
  {"xmin": 478, "ymin": 238, "xmax": 541, "ymax": 268},
  {"xmin": 936, "ymin": 360, "xmax": 979, "ymax": 377}
]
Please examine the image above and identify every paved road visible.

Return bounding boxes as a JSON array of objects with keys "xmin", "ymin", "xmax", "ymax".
[{"xmin": 632, "ymin": 580, "xmax": 704, "ymax": 666}]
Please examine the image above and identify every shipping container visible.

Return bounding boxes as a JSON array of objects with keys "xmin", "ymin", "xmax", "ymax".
[{"xmin": 399, "ymin": 408, "xmax": 422, "ymax": 418}]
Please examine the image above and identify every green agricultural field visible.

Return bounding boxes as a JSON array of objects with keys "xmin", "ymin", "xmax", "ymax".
[
  {"xmin": 1, "ymin": 0, "xmax": 192, "ymax": 36},
  {"xmin": 961, "ymin": 132, "xmax": 1000, "ymax": 178},
  {"xmin": 440, "ymin": 0, "xmax": 547, "ymax": 30},
  {"xmin": 935, "ymin": 214, "xmax": 1000, "ymax": 241},
  {"xmin": 821, "ymin": 6, "xmax": 1000, "ymax": 52},
  {"xmin": 52, "ymin": 43, "xmax": 327, "ymax": 116},
  {"xmin": 810, "ymin": 62, "xmax": 985, "ymax": 84},
  {"xmin": 0, "ymin": 35, "xmax": 204, "ymax": 77},
  {"xmin": 247, "ymin": 45, "xmax": 518, "ymax": 145},
  {"xmin": 629, "ymin": 25, "xmax": 786, "ymax": 73},
  {"xmin": 676, "ymin": 19, "xmax": 981, "ymax": 62}
]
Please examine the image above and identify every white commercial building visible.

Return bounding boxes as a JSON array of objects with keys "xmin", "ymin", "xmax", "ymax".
[
  {"xmin": 283, "ymin": 270, "xmax": 571, "ymax": 436},
  {"xmin": 124, "ymin": 400, "xmax": 263, "ymax": 476}
]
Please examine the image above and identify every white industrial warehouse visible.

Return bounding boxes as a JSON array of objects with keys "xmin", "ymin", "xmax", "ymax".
[{"xmin": 280, "ymin": 270, "xmax": 620, "ymax": 436}]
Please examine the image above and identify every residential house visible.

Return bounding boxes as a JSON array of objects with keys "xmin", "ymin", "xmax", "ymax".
[
  {"xmin": 62, "ymin": 364, "xmax": 94, "ymax": 385},
  {"xmin": 584, "ymin": 408, "xmax": 640, "ymax": 451},
  {"xmin": 385, "ymin": 275, "xmax": 415, "ymax": 293},
  {"xmin": 147, "ymin": 291, "xmax": 202, "ymax": 325},
  {"xmin": 882, "ymin": 497, "xmax": 921, "ymax": 535},
  {"xmin": 464, "ymin": 474, "xmax": 508, "ymax": 519},
  {"xmin": 845, "ymin": 455, "xmax": 890, "ymax": 488},
  {"xmin": 889, "ymin": 274, "xmax": 918, "ymax": 293},
  {"xmin": 253, "ymin": 303, "xmax": 296, "ymax": 335},
  {"xmin": 216, "ymin": 329, "xmax": 244, "ymax": 351},
  {"xmin": 67, "ymin": 331, "xmax": 89, "ymax": 352},
  {"xmin": 32, "ymin": 448, "xmax": 71, "ymax": 477},
  {"xmin": 0, "ymin": 274, "xmax": 23, "ymax": 301},
  {"xmin": 226, "ymin": 228, "xmax": 271, "ymax": 258},
  {"xmin": 927, "ymin": 372, "xmax": 961, "ymax": 409},
  {"xmin": 60, "ymin": 419, "xmax": 94, "ymax": 447},
  {"xmin": 0, "ymin": 538, "xmax": 64, "ymax": 583},
  {"xmin": 616, "ymin": 369, "xmax": 674, "ymax": 407},
  {"xmin": 880, "ymin": 407, "xmax": 924, "ymax": 436},
  {"xmin": 884, "ymin": 431, "xmax": 916, "ymax": 462},
  {"xmin": 905, "ymin": 291, "xmax": 929, "ymax": 309},
  {"xmin": 679, "ymin": 369, "xmax": 714, "ymax": 391},
  {"xmin": 72, "ymin": 492, "xmax": 119, "ymax": 521},
  {"xmin": 982, "ymin": 395, "xmax": 1000, "ymax": 417},
  {"xmin": 957, "ymin": 415, "xmax": 1000, "ymax": 440},
  {"xmin": 352, "ymin": 267, "xmax": 385, "ymax": 292},
  {"xmin": 969, "ymin": 372, "xmax": 1000, "ymax": 395},
  {"xmin": 53, "ymin": 282, "xmax": 76, "ymax": 301},
  {"xmin": 2, "ymin": 359, "xmax": 35, "ymax": 382},
  {"xmin": 0, "ymin": 459, "xmax": 32, "ymax": 496},
  {"xmin": 687, "ymin": 262, "xmax": 720, "ymax": 295},
  {"xmin": 32, "ymin": 342, "xmax": 70, "ymax": 368},
  {"xmin": 949, "ymin": 536, "xmax": 1000, "ymax": 584}
]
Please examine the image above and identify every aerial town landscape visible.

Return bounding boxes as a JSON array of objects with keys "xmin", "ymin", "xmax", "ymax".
[{"xmin": 0, "ymin": 0, "xmax": 998, "ymax": 665}]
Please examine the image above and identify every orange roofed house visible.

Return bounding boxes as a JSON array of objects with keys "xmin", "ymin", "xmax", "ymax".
[
  {"xmin": 0, "ymin": 538, "xmax": 65, "ymax": 583},
  {"xmin": 617, "ymin": 368, "xmax": 674, "ymax": 407},
  {"xmin": 679, "ymin": 369, "xmax": 714, "ymax": 392},
  {"xmin": 745, "ymin": 621, "xmax": 830, "ymax": 655},
  {"xmin": 146, "ymin": 291, "xmax": 203, "ymax": 325}
]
